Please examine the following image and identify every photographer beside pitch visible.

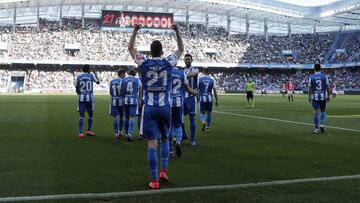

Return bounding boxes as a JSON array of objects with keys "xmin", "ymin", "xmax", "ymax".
[
  {"xmin": 308, "ymin": 63, "xmax": 330, "ymax": 134},
  {"xmin": 128, "ymin": 23, "xmax": 184, "ymax": 189}
]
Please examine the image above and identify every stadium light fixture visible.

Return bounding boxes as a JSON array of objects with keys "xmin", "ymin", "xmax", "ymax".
[
  {"xmin": 197, "ymin": 0, "xmax": 304, "ymax": 18},
  {"xmin": 0, "ymin": 0, "xmax": 29, "ymax": 3}
]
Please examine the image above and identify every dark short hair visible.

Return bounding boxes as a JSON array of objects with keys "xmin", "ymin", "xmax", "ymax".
[
  {"xmin": 117, "ymin": 69, "xmax": 126, "ymax": 76},
  {"xmin": 128, "ymin": 68, "xmax": 137, "ymax": 76},
  {"xmin": 202, "ymin": 68, "xmax": 210, "ymax": 74},
  {"xmin": 314, "ymin": 63, "xmax": 321, "ymax": 72},
  {"xmin": 150, "ymin": 40, "xmax": 162, "ymax": 57},
  {"xmin": 82, "ymin": 64, "xmax": 90, "ymax": 73},
  {"xmin": 184, "ymin": 54, "xmax": 193, "ymax": 59}
]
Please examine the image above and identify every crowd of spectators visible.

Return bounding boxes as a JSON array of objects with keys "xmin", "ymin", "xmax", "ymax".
[
  {"xmin": 215, "ymin": 68, "xmax": 360, "ymax": 92},
  {"xmin": 1, "ymin": 66, "xmax": 358, "ymax": 92},
  {"xmin": 0, "ymin": 69, "xmax": 10, "ymax": 88},
  {"xmin": 0, "ymin": 18, "xmax": 359, "ymax": 64}
]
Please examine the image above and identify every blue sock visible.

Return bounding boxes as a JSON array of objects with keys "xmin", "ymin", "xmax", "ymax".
[
  {"xmin": 128, "ymin": 119, "xmax": 135, "ymax": 135},
  {"xmin": 313, "ymin": 112, "xmax": 319, "ymax": 129},
  {"xmin": 181, "ymin": 122, "xmax": 187, "ymax": 138},
  {"xmin": 320, "ymin": 112, "xmax": 326, "ymax": 126},
  {"xmin": 207, "ymin": 113, "xmax": 212, "ymax": 127},
  {"xmin": 160, "ymin": 141, "xmax": 170, "ymax": 170},
  {"xmin": 87, "ymin": 117, "xmax": 93, "ymax": 131},
  {"xmin": 199, "ymin": 113, "xmax": 206, "ymax": 123},
  {"xmin": 175, "ymin": 127, "xmax": 182, "ymax": 143},
  {"xmin": 78, "ymin": 117, "xmax": 84, "ymax": 133},
  {"xmin": 190, "ymin": 116, "xmax": 196, "ymax": 140},
  {"xmin": 124, "ymin": 120, "xmax": 129, "ymax": 135},
  {"xmin": 113, "ymin": 118, "xmax": 119, "ymax": 134},
  {"xmin": 147, "ymin": 148, "xmax": 158, "ymax": 181},
  {"xmin": 119, "ymin": 116, "xmax": 124, "ymax": 132}
]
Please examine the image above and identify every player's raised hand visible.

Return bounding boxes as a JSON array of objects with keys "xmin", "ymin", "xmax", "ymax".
[
  {"xmin": 171, "ymin": 24, "xmax": 179, "ymax": 32},
  {"xmin": 134, "ymin": 24, "xmax": 142, "ymax": 31}
]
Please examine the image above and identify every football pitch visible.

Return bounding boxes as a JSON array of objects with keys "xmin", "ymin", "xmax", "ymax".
[{"xmin": 0, "ymin": 94, "xmax": 360, "ymax": 202}]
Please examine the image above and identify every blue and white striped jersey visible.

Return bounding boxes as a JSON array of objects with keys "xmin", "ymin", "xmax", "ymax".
[
  {"xmin": 136, "ymin": 53, "xmax": 178, "ymax": 107},
  {"xmin": 76, "ymin": 73, "xmax": 99, "ymax": 102},
  {"xmin": 109, "ymin": 78, "xmax": 123, "ymax": 106},
  {"xmin": 171, "ymin": 67, "xmax": 188, "ymax": 107},
  {"xmin": 121, "ymin": 75, "xmax": 141, "ymax": 105},
  {"xmin": 198, "ymin": 75, "xmax": 216, "ymax": 103},
  {"xmin": 309, "ymin": 72, "xmax": 329, "ymax": 101},
  {"xmin": 184, "ymin": 66, "xmax": 199, "ymax": 98}
]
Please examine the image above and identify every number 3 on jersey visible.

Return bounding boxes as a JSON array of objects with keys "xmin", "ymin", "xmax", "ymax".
[{"xmin": 315, "ymin": 79, "xmax": 322, "ymax": 90}]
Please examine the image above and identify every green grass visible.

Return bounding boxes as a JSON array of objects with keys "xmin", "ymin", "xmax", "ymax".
[{"xmin": 0, "ymin": 94, "xmax": 360, "ymax": 202}]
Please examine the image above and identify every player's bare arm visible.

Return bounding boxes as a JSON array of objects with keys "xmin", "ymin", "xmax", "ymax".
[
  {"xmin": 214, "ymin": 88, "xmax": 219, "ymax": 106},
  {"xmin": 92, "ymin": 68, "xmax": 100, "ymax": 84},
  {"xmin": 184, "ymin": 83, "xmax": 198, "ymax": 96},
  {"xmin": 171, "ymin": 24, "xmax": 184, "ymax": 59},
  {"xmin": 308, "ymin": 85, "xmax": 312, "ymax": 102},
  {"xmin": 128, "ymin": 24, "xmax": 142, "ymax": 59}
]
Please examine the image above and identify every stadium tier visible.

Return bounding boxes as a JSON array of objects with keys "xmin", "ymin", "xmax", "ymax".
[{"xmin": 0, "ymin": 18, "xmax": 360, "ymax": 65}]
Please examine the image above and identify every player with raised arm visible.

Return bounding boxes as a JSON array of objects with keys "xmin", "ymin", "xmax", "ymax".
[
  {"xmin": 308, "ymin": 63, "xmax": 330, "ymax": 134},
  {"xmin": 109, "ymin": 69, "xmax": 126, "ymax": 139},
  {"xmin": 245, "ymin": 78, "xmax": 255, "ymax": 109},
  {"xmin": 75, "ymin": 65, "xmax": 100, "ymax": 138},
  {"xmin": 198, "ymin": 68, "xmax": 218, "ymax": 131},
  {"xmin": 287, "ymin": 78, "xmax": 294, "ymax": 102},
  {"xmin": 183, "ymin": 54, "xmax": 199, "ymax": 146},
  {"xmin": 122, "ymin": 68, "xmax": 142, "ymax": 142},
  {"xmin": 128, "ymin": 23, "xmax": 184, "ymax": 189},
  {"xmin": 170, "ymin": 66, "xmax": 198, "ymax": 158}
]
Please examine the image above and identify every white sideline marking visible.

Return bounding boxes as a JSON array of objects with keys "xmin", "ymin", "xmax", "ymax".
[
  {"xmin": 327, "ymin": 115, "xmax": 360, "ymax": 118},
  {"xmin": 213, "ymin": 111, "xmax": 360, "ymax": 133},
  {"xmin": 0, "ymin": 174, "xmax": 360, "ymax": 202}
]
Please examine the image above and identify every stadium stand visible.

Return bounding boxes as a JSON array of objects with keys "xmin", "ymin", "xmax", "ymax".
[{"xmin": 0, "ymin": 18, "xmax": 360, "ymax": 64}]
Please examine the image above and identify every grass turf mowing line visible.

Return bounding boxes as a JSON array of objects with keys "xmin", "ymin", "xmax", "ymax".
[
  {"xmin": 0, "ymin": 174, "xmax": 360, "ymax": 202},
  {"xmin": 213, "ymin": 110, "xmax": 360, "ymax": 133}
]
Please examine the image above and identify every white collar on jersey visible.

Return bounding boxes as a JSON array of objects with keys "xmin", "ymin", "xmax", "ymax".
[
  {"xmin": 315, "ymin": 71, "xmax": 321, "ymax": 74},
  {"xmin": 152, "ymin": 57, "xmax": 162, "ymax": 60}
]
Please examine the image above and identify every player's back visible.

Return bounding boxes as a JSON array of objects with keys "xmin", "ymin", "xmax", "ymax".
[
  {"xmin": 171, "ymin": 67, "xmax": 186, "ymax": 107},
  {"xmin": 199, "ymin": 75, "xmax": 215, "ymax": 102},
  {"xmin": 310, "ymin": 72, "xmax": 328, "ymax": 101},
  {"xmin": 109, "ymin": 78, "xmax": 123, "ymax": 106},
  {"xmin": 76, "ymin": 73, "xmax": 96, "ymax": 102},
  {"xmin": 184, "ymin": 67, "xmax": 198, "ymax": 98},
  {"xmin": 139, "ymin": 57, "xmax": 173, "ymax": 107},
  {"xmin": 122, "ymin": 76, "xmax": 139, "ymax": 105}
]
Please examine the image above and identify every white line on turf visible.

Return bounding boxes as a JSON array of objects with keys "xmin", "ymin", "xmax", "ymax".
[
  {"xmin": 0, "ymin": 174, "xmax": 359, "ymax": 202},
  {"xmin": 213, "ymin": 111, "xmax": 360, "ymax": 133},
  {"xmin": 327, "ymin": 115, "xmax": 360, "ymax": 118}
]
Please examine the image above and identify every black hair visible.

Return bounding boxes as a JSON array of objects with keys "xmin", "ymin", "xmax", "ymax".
[
  {"xmin": 82, "ymin": 64, "xmax": 90, "ymax": 73},
  {"xmin": 203, "ymin": 68, "xmax": 210, "ymax": 74},
  {"xmin": 150, "ymin": 40, "xmax": 163, "ymax": 57},
  {"xmin": 184, "ymin": 54, "xmax": 193, "ymax": 59},
  {"xmin": 128, "ymin": 68, "xmax": 137, "ymax": 76},
  {"xmin": 117, "ymin": 69, "xmax": 126, "ymax": 76},
  {"xmin": 314, "ymin": 63, "xmax": 321, "ymax": 72}
]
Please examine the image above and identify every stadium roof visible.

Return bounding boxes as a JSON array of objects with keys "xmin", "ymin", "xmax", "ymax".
[{"xmin": 0, "ymin": 0, "xmax": 360, "ymax": 34}]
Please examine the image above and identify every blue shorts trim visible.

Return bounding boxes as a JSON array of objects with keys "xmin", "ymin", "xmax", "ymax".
[
  {"xmin": 78, "ymin": 101, "xmax": 94, "ymax": 113},
  {"xmin": 124, "ymin": 104, "xmax": 138, "ymax": 117},
  {"xmin": 312, "ymin": 100, "xmax": 326, "ymax": 111},
  {"xmin": 171, "ymin": 106, "xmax": 183, "ymax": 128},
  {"xmin": 184, "ymin": 96, "xmax": 197, "ymax": 115},
  {"xmin": 140, "ymin": 105, "xmax": 171, "ymax": 141},
  {"xmin": 200, "ymin": 102, "xmax": 213, "ymax": 113}
]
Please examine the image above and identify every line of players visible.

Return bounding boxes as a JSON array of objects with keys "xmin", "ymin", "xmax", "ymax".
[{"xmin": 75, "ymin": 62, "xmax": 218, "ymax": 144}]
